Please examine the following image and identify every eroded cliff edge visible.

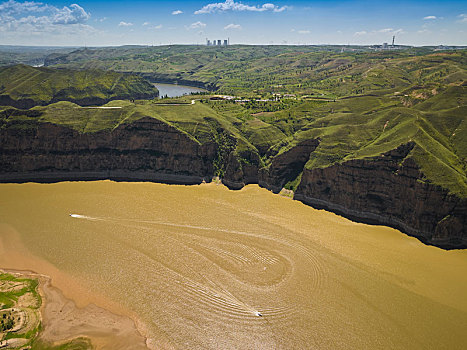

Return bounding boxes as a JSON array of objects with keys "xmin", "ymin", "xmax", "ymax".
[
  {"xmin": 0, "ymin": 117, "xmax": 216, "ymax": 184},
  {"xmin": 0, "ymin": 118, "xmax": 465, "ymax": 249},
  {"xmin": 294, "ymin": 143, "xmax": 467, "ymax": 249},
  {"xmin": 222, "ymin": 140, "xmax": 466, "ymax": 249}
]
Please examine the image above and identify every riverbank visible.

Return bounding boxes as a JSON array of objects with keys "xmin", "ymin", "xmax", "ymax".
[
  {"xmin": 0, "ymin": 227, "xmax": 151, "ymax": 349},
  {"xmin": 0, "ymin": 268, "xmax": 149, "ymax": 349}
]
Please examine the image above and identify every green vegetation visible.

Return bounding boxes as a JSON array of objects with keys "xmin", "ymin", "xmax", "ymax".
[
  {"xmin": 1, "ymin": 312, "xmax": 14, "ymax": 332},
  {"xmin": 0, "ymin": 273, "xmax": 92, "ymax": 350},
  {"xmin": 0, "ymin": 273, "xmax": 41, "ymax": 348},
  {"xmin": 0, "ymin": 45, "xmax": 76, "ymax": 67},
  {"xmin": 0, "ymin": 64, "xmax": 158, "ymax": 108},
  {"xmin": 0, "ymin": 46, "xmax": 465, "ymax": 197},
  {"xmin": 43, "ymin": 45, "xmax": 466, "ymax": 97}
]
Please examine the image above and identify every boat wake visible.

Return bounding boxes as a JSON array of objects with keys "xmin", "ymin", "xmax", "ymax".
[{"xmin": 69, "ymin": 214, "xmax": 97, "ymax": 220}]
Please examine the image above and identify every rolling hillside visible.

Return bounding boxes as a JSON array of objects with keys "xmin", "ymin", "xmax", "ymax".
[
  {"xmin": 43, "ymin": 45, "xmax": 466, "ymax": 97},
  {"xmin": 0, "ymin": 64, "xmax": 158, "ymax": 108}
]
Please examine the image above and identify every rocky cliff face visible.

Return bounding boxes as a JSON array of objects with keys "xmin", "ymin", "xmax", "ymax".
[
  {"xmin": 294, "ymin": 143, "xmax": 467, "ymax": 249},
  {"xmin": 259, "ymin": 139, "xmax": 320, "ymax": 193},
  {"xmin": 0, "ymin": 121, "xmax": 465, "ymax": 248},
  {"xmin": 0, "ymin": 117, "xmax": 216, "ymax": 184},
  {"xmin": 222, "ymin": 139, "xmax": 319, "ymax": 192},
  {"xmin": 222, "ymin": 141, "xmax": 466, "ymax": 248}
]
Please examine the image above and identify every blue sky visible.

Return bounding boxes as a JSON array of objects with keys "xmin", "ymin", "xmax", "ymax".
[{"xmin": 1, "ymin": 0, "xmax": 466, "ymax": 46}]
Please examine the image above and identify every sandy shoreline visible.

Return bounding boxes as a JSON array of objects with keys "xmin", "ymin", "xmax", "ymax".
[
  {"xmin": 1, "ymin": 267, "xmax": 149, "ymax": 349},
  {"xmin": 0, "ymin": 224, "xmax": 151, "ymax": 349}
]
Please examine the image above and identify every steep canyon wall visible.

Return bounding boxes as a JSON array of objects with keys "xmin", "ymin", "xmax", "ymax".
[{"xmin": 0, "ymin": 119, "xmax": 465, "ymax": 248}]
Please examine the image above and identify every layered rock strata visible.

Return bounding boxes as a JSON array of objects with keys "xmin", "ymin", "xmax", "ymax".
[
  {"xmin": 0, "ymin": 119, "xmax": 465, "ymax": 248},
  {"xmin": 0, "ymin": 117, "xmax": 216, "ymax": 184},
  {"xmin": 294, "ymin": 144, "xmax": 467, "ymax": 249}
]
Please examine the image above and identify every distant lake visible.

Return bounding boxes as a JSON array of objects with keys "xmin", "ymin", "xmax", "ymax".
[{"xmin": 153, "ymin": 83, "xmax": 207, "ymax": 98}]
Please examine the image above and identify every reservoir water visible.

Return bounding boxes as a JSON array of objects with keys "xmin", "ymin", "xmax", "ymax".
[
  {"xmin": 0, "ymin": 181, "xmax": 466, "ymax": 349},
  {"xmin": 153, "ymin": 83, "xmax": 206, "ymax": 98}
]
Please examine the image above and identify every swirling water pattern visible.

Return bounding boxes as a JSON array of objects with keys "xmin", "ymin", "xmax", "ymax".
[{"xmin": 1, "ymin": 181, "xmax": 467, "ymax": 349}]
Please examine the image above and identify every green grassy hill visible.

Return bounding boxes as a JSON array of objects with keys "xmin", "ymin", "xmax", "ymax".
[
  {"xmin": 43, "ymin": 45, "xmax": 466, "ymax": 97},
  {"xmin": 0, "ymin": 45, "xmax": 76, "ymax": 66},
  {"xmin": 1, "ymin": 46, "xmax": 465, "ymax": 198},
  {"xmin": 1, "ymin": 85, "xmax": 465, "ymax": 197},
  {"xmin": 0, "ymin": 64, "xmax": 158, "ymax": 108}
]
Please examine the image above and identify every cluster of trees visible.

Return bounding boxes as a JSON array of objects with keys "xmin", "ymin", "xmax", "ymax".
[
  {"xmin": 242, "ymin": 99, "xmax": 298, "ymax": 113},
  {"xmin": 1, "ymin": 312, "xmax": 15, "ymax": 331}
]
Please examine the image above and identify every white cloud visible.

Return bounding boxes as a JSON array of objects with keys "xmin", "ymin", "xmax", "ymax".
[
  {"xmin": 353, "ymin": 28, "xmax": 404, "ymax": 37},
  {"xmin": 376, "ymin": 28, "xmax": 404, "ymax": 35},
  {"xmin": 458, "ymin": 14, "xmax": 467, "ymax": 23},
  {"xmin": 224, "ymin": 23, "xmax": 241, "ymax": 30},
  {"xmin": 423, "ymin": 15, "xmax": 437, "ymax": 20},
  {"xmin": 0, "ymin": 0, "xmax": 49, "ymax": 16},
  {"xmin": 141, "ymin": 22, "xmax": 162, "ymax": 30},
  {"xmin": 0, "ymin": 1, "xmax": 90, "ymax": 25},
  {"xmin": 172, "ymin": 10, "xmax": 183, "ymax": 15},
  {"xmin": 187, "ymin": 21, "xmax": 206, "ymax": 29},
  {"xmin": 0, "ymin": 0, "xmax": 93, "ymax": 35},
  {"xmin": 52, "ymin": 4, "xmax": 89, "ymax": 24},
  {"xmin": 377, "ymin": 28, "xmax": 393, "ymax": 33},
  {"xmin": 194, "ymin": 0, "xmax": 287, "ymax": 14},
  {"xmin": 298, "ymin": 30, "xmax": 310, "ymax": 34},
  {"xmin": 99, "ymin": 17, "xmax": 107, "ymax": 22},
  {"xmin": 417, "ymin": 29, "xmax": 431, "ymax": 34},
  {"xmin": 118, "ymin": 21, "xmax": 133, "ymax": 27}
]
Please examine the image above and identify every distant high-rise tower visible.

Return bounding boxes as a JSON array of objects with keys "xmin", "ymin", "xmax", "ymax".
[
  {"xmin": 217, "ymin": 40, "xmax": 222, "ymax": 46},
  {"xmin": 392, "ymin": 35, "xmax": 395, "ymax": 47},
  {"xmin": 223, "ymin": 39, "xmax": 228, "ymax": 46}
]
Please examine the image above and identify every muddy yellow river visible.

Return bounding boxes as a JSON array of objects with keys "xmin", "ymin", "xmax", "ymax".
[{"xmin": 0, "ymin": 181, "xmax": 466, "ymax": 349}]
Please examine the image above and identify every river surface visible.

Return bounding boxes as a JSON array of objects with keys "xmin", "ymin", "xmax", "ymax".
[
  {"xmin": 153, "ymin": 83, "xmax": 206, "ymax": 98},
  {"xmin": 0, "ymin": 181, "xmax": 466, "ymax": 349}
]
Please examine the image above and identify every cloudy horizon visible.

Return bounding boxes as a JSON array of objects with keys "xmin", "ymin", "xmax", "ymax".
[{"xmin": 0, "ymin": 0, "xmax": 466, "ymax": 46}]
